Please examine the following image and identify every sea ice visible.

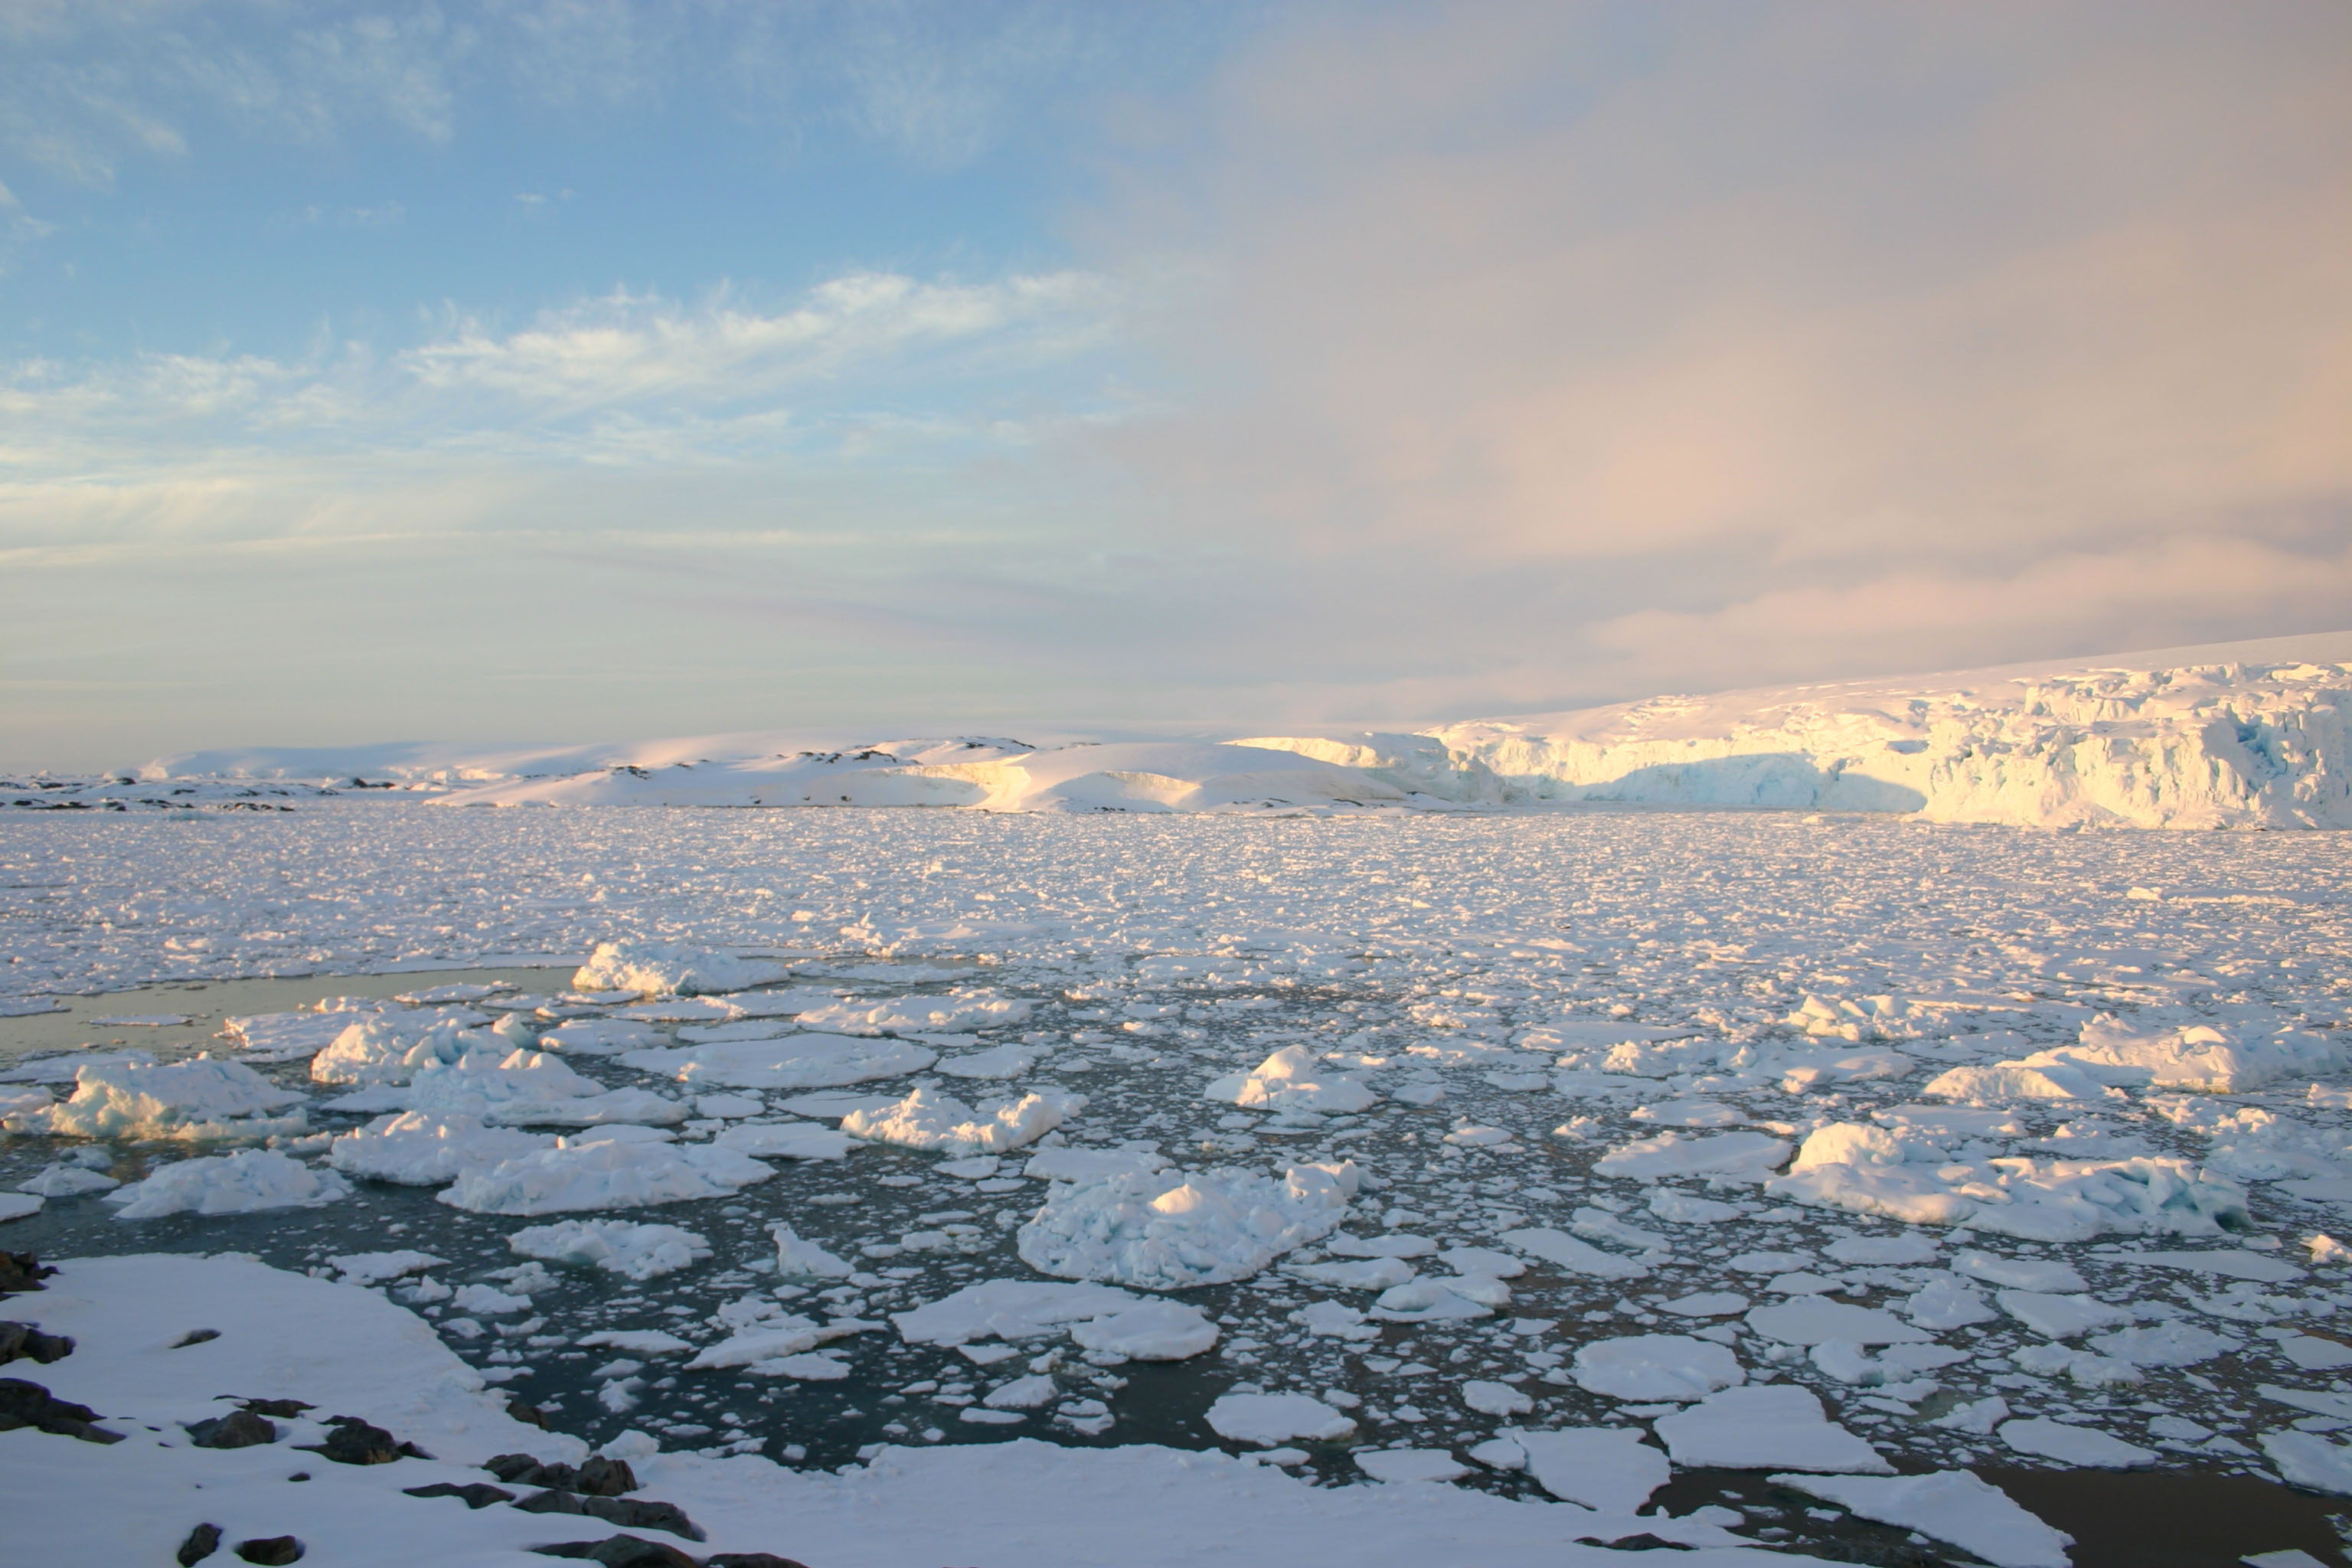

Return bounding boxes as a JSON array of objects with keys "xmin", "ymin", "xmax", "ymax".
[
  {"xmin": 893, "ymin": 1279, "xmax": 1150, "ymax": 1347},
  {"xmin": 225, "ymin": 1004, "xmax": 384, "ymax": 1063},
  {"xmin": 1652, "ymin": 1385, "xmax": 1893, "ymax": 1472},
  {"xmin": 774, "ymin": 1224, "xmax": 856, "ymax": 1280},
  {"xmin": 1204, "ymin": 1392, "xmax": 1357, "ymax": 1445},
  {"xmin": 620, "ymin": 1033, "xmax": 938, "ymax": 1089},
  {"xmin": 106, "ymin": 1148, "xmax": 351, "ymax": 1218},
  {"xmin": 1517, "ymin": 1427, "xmax": 1670, "ymax": 1512},
  {"xmin": 843, "ymin": 1086, "xmax": 1075, "ymax": 1155},
  {"xmin": 936, "ymin": 1044, "xmax": 1041, "ymax": 1080},
  {"xmin": 1570, "ymin": 1334, "xmax": 1746, "ymax": 1400},
  {"xmin": 328, "ymin": 1249, "xmax": 445, "ymax": 1285},
  {"xmin": 508, "ymin": 1218, "xmax": 713, "ymax": 1281},
  {"xmin": 1769, "ymin": 1472, "xmax": 2073, "ymax": 1568},
  {"xmin": 1997, "ymin": 1290, "xmax": 2132, "ymax": 1339},
  {"xmin": 1018, "ymin": 1163, "xmax": 1363, "ymax": 1289},
  {"xmin": 1067, "ymin": 1301, "xmax": 1221, "ymax": 1361},
  {"xmin": 2262, "ymin": 1432, "xmax": 2352, "ymax": 1497},
  {"xmin": 714, "ymin": 1121, "xmax": 858, "ymax": 1160},
  {"xmin": 310, "ymin": 1013, "xmax": 480, "ymax": 1086},
  {"xmin": 328, "ymin": 1110, "xmax": 555, "ymax": 1184},
  {"xmin": 1998, "ymin": 1417, "xmax": 2156, "ymax": 1468},
  {"xmin": 1746, "ymin": 1297, "xmax": 1932, "ymax": 1346},
  {"xmin": 1024, "ymin": 1147, "xmax": 1171, "ymax": 1182},
  {"xmin": 1, "ymin": 1193, "xmax": 44, "ymax": 1221},
  {"xmin": 1592, "ymin": 1129, "xmax": 1791, "ymax": 1182},
  {"xmin": 572, "ymin": 940, "xmax": 786, "ymax": 996},
  {"xmin": 796, "ymin": 995, "xmax": 1034, "ymax": 1035},
  {"xmin": 1497, "ymin": 1227, "xmax": 1648, "ymax": 1280},
  {"xmin": 1204, "ymin": 1046, "xmax": 1380, "ymax": 1115},
  {"xmin": 1954, "ymin": 1250, "xmax": 2086, "ymax": 1292},
  {"xmin": 5, "ymin": 1057, "xmax": 307, "ymax": 1142},
  {"xmin": 436, "ymin": 1134, "xmax": 773, "ymax": 1214}
]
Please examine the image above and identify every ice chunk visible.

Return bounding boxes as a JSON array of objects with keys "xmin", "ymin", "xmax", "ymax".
[
  {"xmin": 773, "ymin": 1225, "xmax": 855, "ymax": 1280},
  {"xmin": 844, "ymin": 1086, "xmax": 1076, "ymax": 1155},
  {"xmin": 1654, "ymin": 1384, "xmax": 1892, "ymax": 1472},
  {"xmin": 1517, "ymin": 1427, "xmax": 1670, "ymax": 1512},
  {"xmin": 1746, "ymin": 1297, "xmax": 1931, "ymax": 1346},
  {"xmin": 1461, "ymin": 1379, "xmax": 1532, "ymax": 1417},
  {"xmin": 1498, "ymin": 1227, "xmax": 1648, "ymax": 1280},
  {"xmin": 1769, "ymin": 1472, "xmax": 2073, "ymax": 1568},
  {"xmin": 2262, "ymin": 1432, "xmax": 2352, "ymax": 1497},
  {"xmin": 1570, "ymin": 1333, "xmax": 1745, "ymax": 1400},
  {"xmin": 327, "ymin": 1249, "xmax": 446, "ymax": 1285},
  {"xmin": 1018, "ymin": 1163, "xmax": 1361, "ymax": 1289},
  {"xmin": 577, "ymin": 1330, "xmax": 693, "ymax": 1354},
  {"xmin": 1998, "ymin": 1290, "xmax": 2132, "ymax": 1339},
  {"xmin": 684, "ymin": 1315, "xmax": 879, "ymax": 1370},
  {"xmin": 694, "ymin": 1092, "xmax": 764, "ymax": 1119},
  {"xmin": 17, "ymin": 1164, "xmax": 119, "ymax": 1197},
  {"xmin": 1824, "ymin": 1232, "xmax": 1941, "ymax": 1266},
  {"xmin": 436, "ymin": 1135, "xmax": 773, "ymax": 1215},
  {"xmin": 1067, "ymin": 1301, "xmax": 1220, "ymax": 1361},
  {"xmin": 310, "ymin": 1014, "xmax": 479, "ymax": 1086},
  {"xmin": 573, "ymin": 941, "xmax": 786, "ymax": 996},
  {"xmin": 106, "ymin": 1148, "xmax": 350, "ymax": 1219},
  {"xmin": 1997, "ymin": 1417, "xmax": 2155, "ymax": 1468},
  {"xmin": 1659, "ymin": 1292, "xmax": 1750, "ymax": 1318},
  {"xmin": 1204, "ymin": 1046, "xmax": 1380, "ymax": 1115},
  {"xmin": 1770, "ymin": 1145, "xmax": 2250, "ymax": 1243},
  {"xmin": 1286, "ymin": 1256, "xmax": 1416, "ymax": 1290},
  {"xmin": 1922, "ymin": 1062, "xmax": 2110, "ymax": 1102},
  {"xmin": 0, "ymin": 1193, "xmax": 41, "ymax": 1222},
  {"xmin": 1204, "ymin": 1392, "xmax": 1356, "ymax": 1445},
  {"xmin": 2281, "ymin": 1336, "xmax": 2352, "ymax": 1371},
  {"xmin": 715, "ymin": 1121, "xmax": 858, "ymax": 1160},
  {"xmin": 2085, "ymin": 1320, "xmax": 2237, "ymax": 1367},
  {"xmin": 893, "ymin": 1279, "xmax": 1141, "ymax": 1346},
  {"xmin": 1371, "ymin": 1280, "xmax": 1494, "ymax": 1321},
  {"xmin": 1023, "ymin": 1147, "xmax": 1170, "ymax": 1182},
  {"xmin": 225, "ymin": 1004, "xmax": 385, "ymax": 1063},
  {"xmin": 2029, "ymin": 1014, "xmax": 2341, "ymax": 1093},
  {"xmin": 2091, "ymin": 1247, "xmax": 2305, "ymax": 1283},
  {"xmin": 797, "ymin": 995, "xmax": 1034, "ymax": 1035},
  {"xmin": 983, "ymin": 1374, "xmax": 1060, "ymax": 1410},
  {"xmin": 1289, "ymin": 1299, "xmax": 1377, "ymax": 1341},
  {"xmin": 538, "ymin": 1017, "xmax": 664, "ymax": 1054},
  {"xmin": 1903, "ymin": 1276, "xmax": 1997, "ymax": 1329},
  {"xmin": 1325, "ymin": 1231, "xmax": 1439, "ymax": 1259},
  {"xmin": 1354, "ymin": 1448, "xmax": 1468, "ymax": 1484},
  {"xmin": 1628, "ymin": 1100, "xmax": 1743, "ymax": 1127},
  {"xmin": 936, "ymin": 1045, "xmax": 1040, "ymax": 1080},
  {"xmin": 328, "ymin": 1110, "xmax": 556, "ymax": 1185},
  {"xmin": 1592, "ymin": 1129, "xmax": 1790, "ymax": 1182},
  {"xmin": 620, "ymin": 1034, "xmax": 938, "ymax": 1089},
  {"xmin": 6, "ymin": 1057, "xmax": 306, "ymax": 1142},
  {"xmin": 508, "ymin": 1219, "xmax": 712, "ymax": 1281},
  {"xmin": 1954, "ymin": 1250, "xmax": 2086, "ymax": 1292},
  {"xmin": 1645, "ymin": 1188, "xmax": 1745, "ymax": 1223}
]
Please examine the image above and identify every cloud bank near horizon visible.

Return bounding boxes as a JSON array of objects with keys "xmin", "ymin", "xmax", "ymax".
[{"xmin": 3, "ymin": 1, "xmax": 2347, "ymax": 769}]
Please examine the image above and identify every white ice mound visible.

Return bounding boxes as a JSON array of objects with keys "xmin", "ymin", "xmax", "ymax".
[
  {"xmin": 436, "ymin": 1134, "xmax": 774, "ymax": 1215},
  {"xmin": 106, "ymin": 1148, "xmax": 351, "ymax": 1219},
  {"xmin": 1570, "ymin": 1334, "xmax": 1747, "ymax": 1400},
  {"xmin": 1654, "ymin": 1384, "xmax": 1894, "ymax": 1473},
  {"xmin": 507, "ymin": 1219, "xmax": 712, "ymax": 1281},
  {"xmin": 619, "ymin": 1034, "xmax": 937, "ymax": 1089},
  {"xmin": 310, "ymin": 1012, "xmax": 480, "ymax": 1086},
  {"xmin": 1018, "ymin": 1162, "xmax": 1364, "ymax": 1289},
  {"xmin": 5, "ymin": 1057, "xmax": 307, "ymax": 1142},
  {"xmin": 843, "ymin": 1086, "xmax": 1077, "ymax": 1155},
  {"xmin": 573, "ymin": 940, "xmax": 786, "ymax": 997},
  {"xmin": 328, "ymin": 1111, "xmax": 555, "ymax": 1185},
  {"xmin": 2014, "ymin": 1014, "xmax": 2341, "ymax": 1094},
  {"xmin": 1771, "ymin": 1472, "xmax": 2073, "ymax": 1568},
  {"xmin": 1205, "ymin": 1391, "xmax": 1357, "ymax": 1445},
  {"xmin": 1765, "ymin": 1119, "xmax": 2250, "ymax": 1241},
  {"xmin": 1403, "ymin": 635, "xmax": 2352, "ymax": 828},
  {"xmin": 795, "ymin": 995, "xmax": 1034, "ymax": 1036},
  {"xmin": 225, "ymin": 1003, "xmax": 385, "ymax": 1063},
  {"xmin": 1204, "ymin": 1046, "xmax": 1380, "ymax": 1115},
  {"xmin": 774, "ymin": 1224, "xmax": 855, "ymax": 1280}
]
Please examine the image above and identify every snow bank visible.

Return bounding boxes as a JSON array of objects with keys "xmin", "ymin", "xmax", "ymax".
[
  {"xmin": 842, "ymin": 1086, "xmax": 1075, "ymax": 1155},
  {"xmin": 507, "ymin": 1218, "xmax": 712, "ymax": 1281},
  {"xmin": 106, "ymin": 1148, "xmax": 350, "ymax": 1218},
  {"xmin": 1397, "ymin": 632, "xmax": 2352, "ymax": 828},
  {"xmin": 1018, "ymin": 1163, "xmax": 1364, "ymax": 1289},
  {"xmin": 572, "ymin": 940, "xmax": 786, "ymax": 996},
  {"xmin": 5, "ymin": 1057, "xmax": 306, "ymax": 1142},
  {"xmin": 436, "ymin": 1134, "xmax": 773, "ymax": 1215}
]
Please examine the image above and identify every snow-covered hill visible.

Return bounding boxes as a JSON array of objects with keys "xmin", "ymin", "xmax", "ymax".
[{"xmin": 1250, "ymin": 632, "xmax": 2352, "ymax": 828}]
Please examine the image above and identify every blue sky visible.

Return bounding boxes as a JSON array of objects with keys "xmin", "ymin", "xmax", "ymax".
[{"xmin": 5, "ymin": 2, "xmax": 2349, "ymax": 769}]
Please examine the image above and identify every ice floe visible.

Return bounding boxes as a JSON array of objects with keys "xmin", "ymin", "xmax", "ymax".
[
  {"xmin": 1653, "ymin": 1385, "xmax": 1893, "ymax": 1472},
  {"xmin": 572, "ymin": 941, "xmax": 787, "ymax": 996},
  {"xmin": 1204, "ymin": 1392, "xmax": 1357, "ymax": 1445},
  {"xmin": 1517, "ymin": 1427, "xmax": 1670, "ymax": 1511},
  {"xmin": 507, "ymin": 1218, "xmax": 713, "ymax": 1280},
  {"xmin": 5, "ymin": 1057, "xmax": 307, "ymax": 1142},
  {"xmin": 1569, "ymin": 1334, "xmax": 1746, "ymax": 1400},
  {"xmin": 1205, "ymin": 1046, "xmax": 1380, "ymax": 1115},
  {"xmin": 1017, "ymin": 1163, "xmax": 1363, "ymax": 1289},
  {"xmin": 106, "ymin": 1148, "xmax": 351, "ymax": 1218},
  {"xmin": 436, "ymin": 1134, "xmax": 774, "ymax": 1215},
  {"xmin": 328, "ymin": 1110, "xmax": 555, "ymax": 1184},
  {"xmin": 841, "ymin": 1086, "xmax": 1076, "ymax": 1155},
  {"xmin": 1771, "ymin": 1472, "xmax": 2073, "ymax": 1568},
  {"xmin": 619, "ymin": 1033, "xmax": 938, "ymax": 1089}
]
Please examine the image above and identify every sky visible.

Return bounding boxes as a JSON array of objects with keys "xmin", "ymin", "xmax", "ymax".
[{"xmin": 3, "ymin": 0, "xmax": 2349, "ymax": 771}]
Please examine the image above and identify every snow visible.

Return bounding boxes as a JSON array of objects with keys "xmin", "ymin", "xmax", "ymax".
[
  {"xmin": 1204, "ymin": 1392, "xmax": 1357, "ymax": 1445},
  {"xmin": 328, "ymin": 1110, "xmax": 555, "ymax": 1184},
  {"xmin": 1018, "ymin": 1163, "xmax": 1363, "ymax": 1289},
  {"xmin": 104, "ymin": 1148, "xmax": 351, "ymax": 1218},
  {"xmin": 571, "ymin": 940, "xmax": 786, "ymax": 996},
  {"xmin": 1570, "ymin": 1334, "xmax": 1746, "ymax": 1400},
  {"xmin": 619, "ymin": 1032, "xmax": 939, "ymax": 1089},
  {"xmin": 1517, "ymin": 1428, "xmax": 1671, "ymax": 1512},
  {"xmin": 1998, "ymin": 1417, "xmax": 2157, "ymax": 1468},
  {"xmin": 5, "ymin": 1057, "xmax": 306, "ymax": 1142},
  {"xmin": 506, "ymin": 1218, "xmax": 713, "ymax": 1280},
  {"xmin": 1652, "ymin": 1385, "xmax": 1893, "ymax": 1472},
  {"xmin": 436, "ymin": 1133, "xmax": 775, "ymax": 1215},
  {"xmin": 841, "ymin": 1086, "xmax": 1075, "ymax": 1155},
  {"xmin": 1769, "ymin": 1472, "xmax": 2073, "ymax": 1568},
  {"xmin": 1206, "ymin": 1046, "xmax": 1381, "ymax": 1114}
]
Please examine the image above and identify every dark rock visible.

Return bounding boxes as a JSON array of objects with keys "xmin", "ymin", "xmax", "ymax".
[
  {"xmin": 169, "ymin": 1328, "xmax": 223, "ymax": 1348},
  {"xmin": 514, "ymin": 1490, "xmax": 704, "ymax": 1541},
  {"xmin": 0, "ymin": 1252, "xmax": 54, "ymax": 1298},
  {"xmin": 489, "ymin": 1452, "xmax": 580, "ymax": 1488},
  {"xmin": 1585, "ymin": 1535, "xmax": 1690, "ymax": 1552},
  {"xmin": 403, "ymin": 1481, "xmax": 517, "ymax": 1509},
  {"xmin": 188, "ymin": 1410, "xmax": 278, "ymax": 1449},
  {"xmin": 235, "ymin": 1396, "xmax": 314, "ymax": 1419},
  {"xmin": 286, "ymin": 1473, "xmax": 309, "ymax": 1482},
  {"xmin": 233, "ymin": 1537, "xmax": 305, "ymax": 1565},
  {"xmin": 705, "ymin": 1555, "xmax": 815, "ymax": 1567},
  {"xmin": 528, "ymin": 1536, "xmax": 701, "ymax": 1568},
  {"xmin": 298, "ymin": 1415, "xmax": 430, "ymax": 1465},
  {"xmin": 0, "ymin": 1321, "xmax": 74, "ymax": 1365},
  {"xmin": 577, "ymin": 1455, "xmax": 640, "ymax": 1496},
  {"xmin": 0, "ymin": 1376, "xmax": 122, "ymax": 1442},
  {"xmin": 176, "ymin": 1523, "xmax": 223, "ymax": 1566}
]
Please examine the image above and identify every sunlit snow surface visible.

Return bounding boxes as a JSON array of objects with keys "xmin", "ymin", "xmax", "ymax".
[{"xmin": 4, "ymin": 803, "xmax": 2351, "ymax": 1563}]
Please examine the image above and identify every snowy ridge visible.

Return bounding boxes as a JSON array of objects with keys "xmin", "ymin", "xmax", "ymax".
[{"xmin": 1253, "ymin": 631, "xmax": 2352, "ymax": 829}]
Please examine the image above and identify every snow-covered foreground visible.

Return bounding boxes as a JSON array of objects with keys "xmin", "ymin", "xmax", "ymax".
[
  {"xmin": 10, "ymin": 630, "xmax": 2343, "ymax": 828},
  {"xmin": 4, "ymin": 805, "xmax": 2351, "ymax": 1563}
]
